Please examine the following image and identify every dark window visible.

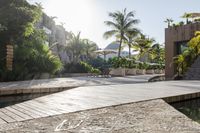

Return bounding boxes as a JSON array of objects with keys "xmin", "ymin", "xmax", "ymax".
[{"xmin": 176, "ymin": 41, "xmax": 188, "ymax": 55}]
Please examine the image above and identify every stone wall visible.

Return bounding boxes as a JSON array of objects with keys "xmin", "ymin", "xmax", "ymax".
[{"xmin": 184, "ymin": 56, "xmax": 200, "ymax": 80}]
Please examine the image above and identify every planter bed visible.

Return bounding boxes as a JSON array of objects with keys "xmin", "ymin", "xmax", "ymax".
[
  {"xmin": 126, "ymin": 68, "xmax": 137, "ymax": 75},
  {"xmin": 146, "ymin": 69, "xmax": 154, "ymax": 74},
  {"xmin": 110, "ymin": 68, "xmax": 126, "ymax": 77},
  {"xmin": 136, "ymin": 69, "xmax": 146, "ymax": 75}
]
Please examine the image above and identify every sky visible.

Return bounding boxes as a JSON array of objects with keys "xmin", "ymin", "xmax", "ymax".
[{"xmin": 28, "ymin": 0, "xmax": 200, "ymax": 48}]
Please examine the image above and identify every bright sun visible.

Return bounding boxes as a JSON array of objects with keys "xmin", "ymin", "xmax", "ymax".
[
  {"xmin": 44, "ymin": 0, "xmax": 95, "ymax": 29},
  {"xmin": 30, "ymin": 0, "xmax": 110, "ymax": 47}
]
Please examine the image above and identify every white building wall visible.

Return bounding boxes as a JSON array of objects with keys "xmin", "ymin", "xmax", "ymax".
[{"xmin": 100, "ymin": 51, "xmax": 129, "ymax": 60}]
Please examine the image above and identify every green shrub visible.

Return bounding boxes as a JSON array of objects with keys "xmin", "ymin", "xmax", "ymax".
[
  {"xmin": 63, "ymin": 61, "xmax": 100, "ymax": 74},
  {"xmin": 90, "ymin": 68, "xmax": 101, "ymax": 74},
  {"xmin": 146, "ymin": 64, "xmax": 154, "ymax": 70},
  {"xmin": 108, "ymin": 57, "xmax": 136, "ymax": 68},
  {"xmin": 87, "ymin": 57, "xmax": 106, "ymax": 69},
  {"xmin": 138, "ymin": 62, "xmax": 149, "ymax": 69},
  {"xmin": 0, "ymin": 30, "xmax": 63, "ymax": 82},
  {"xmin": 14, "ymin": 44, "xmax": 62, "ymax": 80},
  {"xmin": 146, "ymin": 64, "xmax": 165, "ymax": 70}
]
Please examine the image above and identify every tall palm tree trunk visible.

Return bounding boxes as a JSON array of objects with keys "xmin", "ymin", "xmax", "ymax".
[
  {"xmin": 118, "ymin": 37, "xmax": 123, "ymax": 58},
  {"xmin": 168, "ymin": 22, "xmax": 170, "ymax": 28},
  {"xmin": 128, "ymin": 44, "xmax": 131, "ymax": 58}
]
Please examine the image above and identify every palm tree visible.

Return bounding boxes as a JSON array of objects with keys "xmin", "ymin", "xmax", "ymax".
[
  {"xmin": 104, "ymin": 8, "xmax": 139, "ymax": 58},
  {"xmin": 65, "ymin": 32, "xmax": 98, "ymax": 63},
  {"xmin": 182, "ymin": 13, "xmax": 192, "ymax": 24},
  {"xmin": 173, "ymin": 54, "xmax": 185, "ymax": 76},
  {"xmin": 164, "ymin": 18, "xmax": 173, "ymax": 27},
  {"xmin": 35, "ymin": 2, "xmax": 43, "ymax": 10},
  {"xmin": 133, "ymin": 34, "xmax": 155, "ymax": 60},
  {"xmin": 82, "ymin": 39, "xmax": 98, "ymax": 61},
  {"xmin": 65, "ymin": 32, "xmax": 84, "ymax": 63},
  {"xmin": 125, "ymin": 29, "xmax": 140, "ymax": 58},
  {"xmin": 150, "ymin": 43, "xmax": 165, "ymax": 63}
]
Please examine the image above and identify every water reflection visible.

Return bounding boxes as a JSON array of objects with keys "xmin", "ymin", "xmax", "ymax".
[
  {"xmin": 0, "ymin": 93, "xmax": 50, "ymax": 108},
  {"xmin": 171, "ymin": 98, "xmax": 200, "ymax": 123}
]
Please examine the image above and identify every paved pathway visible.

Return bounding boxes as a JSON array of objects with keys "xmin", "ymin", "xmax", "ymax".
[
  {"xmin": 0, "ymin": 75, "xmax": 160, "ymax": 96},
  {"xmin": 0, "ymin": 75, "xmax": 159, "ymax": 89},
  {"xmin": 0, "ymin": 80, "xmax": 200, "ymax": 124}
]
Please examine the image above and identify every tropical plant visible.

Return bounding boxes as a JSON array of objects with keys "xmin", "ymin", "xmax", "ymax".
[
  {"xmin": 88, "ymin": 57, "xmax": 107, "ymax": 69},
  {"xmin": 147, "ymin": 64, "xmax": 162, "ymax": 70},
  {"xmin": 125, "ymin": 29, "xmax": 140, "ymax": 58},
  {"xmin": 194, "ymin": 18, "xmax": 200, "ymax": 23},
  {"xmin": 63, "ymin": 61, "xmax": 100, "ymax": 74},
  {"xmin": 133, "ymin": 34, "xmax": 155, "ymax": 60},
  {"xmin": 138, "ymin": 62, "xmax": 148, "ymax": 69},
  {"xmin": 182, "ymin": 13, "xmax": 192, "ymax": 24},
  {"xmin": 0, "ymin": 0, "xmax": 42, "ymax": 41},
  {"xmin": 104, "ymin": 8, "xmax": 139, "ymax": 58},
  {"xmin": 171, "ymin": 21, "xmax": 185, "ymax": 28},
  {"xmin": 0, "ymin": 0, "xmax": 64, "ymax": 81},
  {"xmin": 108, "ymin": 57, "xmax": 136, "ymax": 68},
  {"xmin": 65, "ymin": 32, "xmax": 85, "ymax": 63},
  {"xmin": 188, "ymin": 31, "xmax": 200, "ymax": 58},
  {"xmin": 65, "ymin": 32, "xmax": 98, "ymax": 63},
  {"xmin": 173, "ymin": 54, "xmax": 186, "ymax": 77},
  {"xmin": 179, "ymin": 21, "xmax": 185, "ymax": 26},
  {"xmin": 80, "ymin": 62, "xmax": 100, "ymax": 74},
  {"xmin": 150, "ymin": 43, "xmax": 165, "ymax": 64},
  {"xmin": 174, "ymin": 47, "xmax": 196, "ymax": 78},
  {"xmin": 164, "ymin": 18, "xmax": 174, "ymax": 27},
  {"xmin": 173, "ymin": 31, "xmax": 200, "ymax": 77},
  {"xmin": 0, "ymin": 0, "xmax": 43, "ymax": 73},
  {"xmin": 1, "ymin": 29, "xmax": 62, "ymax": 81},
  {"xmin": 82, "ymin": 39, "xmax": 98, "ymax": 61}
]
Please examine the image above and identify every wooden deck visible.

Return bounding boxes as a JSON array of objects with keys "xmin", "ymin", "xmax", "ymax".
[{"xmin": 0, "ymin": 80, "xmax": 200, "ymax": 124}]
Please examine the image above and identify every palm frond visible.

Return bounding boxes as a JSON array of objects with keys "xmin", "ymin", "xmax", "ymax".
[
  {"xmin": 125, "ymin": 11, "xmax": 135, "ymax": 21},
  {"xmin": 103, "ymin": 30, "xmax": 118, "ymax": 39},
  {"xmin": 124, "ymin": 19, "xmax": 139, "ymax": 29},
  {"xmin": 104, "ymin": 21, "xmax": 120, "ymax": 29}
]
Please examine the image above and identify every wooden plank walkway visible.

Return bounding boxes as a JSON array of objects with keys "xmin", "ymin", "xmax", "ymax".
[{"xmin": 1, "ymin": 80, "xmax": 200, "ymax": 124}]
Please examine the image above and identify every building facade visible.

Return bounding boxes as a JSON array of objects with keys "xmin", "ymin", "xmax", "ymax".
[
  {"xmin": 101, "ymin": 42, "xmax": 129, "ymax": 60},
  {"xmin": 36, "ymin": 13, "xmax": 70, "ymax": 64},
  {"xmin": 165, "ymin": 23, "xmax": 200, "ymax": 79}
]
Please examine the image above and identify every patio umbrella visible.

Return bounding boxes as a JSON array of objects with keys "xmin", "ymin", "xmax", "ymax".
[{"xmin": 94, "ymin": 49, "xmax": 117, "ymax": 60}]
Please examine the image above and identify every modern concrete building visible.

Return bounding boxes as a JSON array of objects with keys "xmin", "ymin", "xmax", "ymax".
[
  {"xmin": 37, "ymin": 13, "xmax": 70, "ymax": 63},
  {"xmin": 165, "ymin": 23, "xmax": 200, "ymax": 79}
]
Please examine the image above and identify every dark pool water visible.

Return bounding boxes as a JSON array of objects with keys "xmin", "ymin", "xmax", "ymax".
[
  {"xmin": 171, "ymin": 98, "xmax": 200, "ymax": 123},
  {"xmin": 0, "ymin": 93, "xmax": 51, "ymax": 108}
]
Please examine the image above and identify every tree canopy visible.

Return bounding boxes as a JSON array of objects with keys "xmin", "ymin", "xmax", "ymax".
[
  {"xmin": 65, "ymin": 32, "xmax": 98, "ymax": 63},
  {"xmin": 0, "ymin": 0, "xmax": 62, "ymax": 81},
  {"xmin": 0, "ymin": 0, "xmax": 42, "ymax": 43},
  {"xmin": 104, "ymin": 8, "xmax": 140, "ymax": 58}
]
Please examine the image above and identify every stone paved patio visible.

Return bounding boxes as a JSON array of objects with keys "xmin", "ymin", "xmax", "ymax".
[
  {"xmin": 0, "ymin": 99, "xmax": 200, "ymax": 133},
  {"xmin": 0, "ymin": 75, "xmax": 160, "ymax": 96},
  {"xmin": 0, "ymin": 75, "xmax": 159, "ymax": 89}
]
